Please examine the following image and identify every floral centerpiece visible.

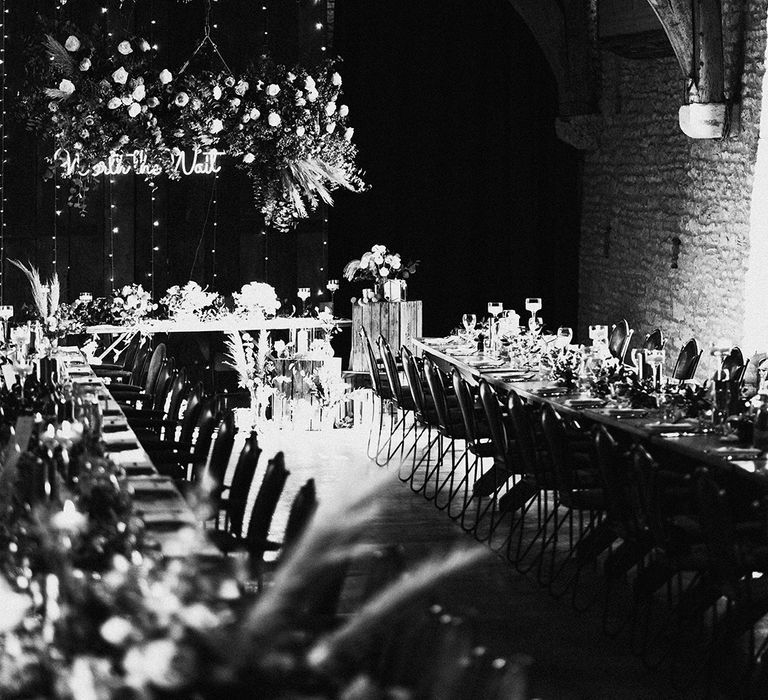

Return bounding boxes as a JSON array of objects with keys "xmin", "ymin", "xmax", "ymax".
[
  {"xmin": 545, "ymin": 347, "xmax": 583, "ymax": 389},
  {"xmin": 109, "ymin": 284, "xmax": 156, "ymax": 327},
  {"xmin": 343, "ymin": 244, "xmax": 418, "ymax": 303},
  {"xmin": 158, "ymin": 281, "xmax": 223, "ymax": 322},
  {"xmin": 232, "ymin": 281, "xmax": 280, "ymax": 319}
]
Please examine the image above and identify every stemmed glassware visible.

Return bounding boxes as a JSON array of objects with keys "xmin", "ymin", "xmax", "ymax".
[
  {"xmin": 461, "ymin": 313, "xmax": 477, "ymax": 342},
  {"xmin": 709, "ymin": 343, "xmax": 732, "ymax": 433},
  {"xmin": 525, "ymin": 297, "xmax": 542, "ymax": 333},
  {"xmin": 0, "ymin": 305, "xmax": 12, "ymax": 345},
  {"xmin": 298, "ymin": 287, "xmax": 311, "ymax": 315},
  {"xmin": 645, "ymin": 348, "xmax": 665, "ymax": 391},
  {"xmin": 487, "ymin": 302, "xmax": 503, "ymax": 354},
  {"xmin": 326, "ymin": 280, "xmax": 339, "ymax": 309},
  {"xmin": 555, "ymin": 326, "xmax": 573, "ymax": 351}
]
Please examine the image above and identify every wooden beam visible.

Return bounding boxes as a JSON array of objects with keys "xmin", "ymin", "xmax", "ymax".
[
  {"xmin": 645, "ymin": 0, "xmax": 694, "ymax": 79},
  {"xmin": 692, "ymin": 0, "xmax": 724, "ymax": 103}
]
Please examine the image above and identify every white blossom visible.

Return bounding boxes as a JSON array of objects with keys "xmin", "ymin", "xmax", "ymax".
[
  {"xmin": 267, "ymin": 112, "xmax": 281, "ymax": 127},
  {"xmin": 64, "ymin": 35, "xmax": 81, "ymax": 52},
  {"xmin": 58, "ymin": 79, "xmax": 75, "ymax": 96},
  {"xmin": 128, "ymin": 102, "xmax": 141, "ymax": 118},
  {"xmin": 112, "ymin": 66, "xmax": 128, "ymax": 85},
  {"xmin": 159, "ymin": 69, "xmax": 173, "ymax": 85},
  {"xmin": 332, "ymin": 71, "xmax": 342, "ymax": 86},
  {"xmin": 79, "ymin": 57, "xmax": 91, "ymax": 72},
  {"xmin": 117, "ymin": 41, "xmax": 133, "ymax": 55},
  {"xmin": 266, "ymin": 83, "xmax": 280, "ymax": 96}
]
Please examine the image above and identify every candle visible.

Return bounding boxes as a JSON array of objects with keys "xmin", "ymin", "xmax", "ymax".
[{"xmin": 51, "ymin": 499, "xmax": 87, "ymax": 533}]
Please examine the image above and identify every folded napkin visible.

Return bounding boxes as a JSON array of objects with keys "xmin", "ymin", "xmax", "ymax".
[
  {"xmin": 599, "ymin": 408, "xmax": 649, "ymax": 418},
  {"xmin": 108, "ymin": 448, "xmax": 149, "ymax": 466},
  {"xmin": 643, "ymin": 421, "xmax": 699, "ymax": 434},
  {"xmin": 564, "ymin": 398, "xmax": 607, "ymax": 409},
  {"xmin": 535, "ymin": 386, "xmax": 568, "ymax": 397},
  {"xmin": 707, "ymin": 446, "xmax": 763, "ymax": 460},
  {"xmin": 120, "ymin": 464, "xmax": 157, "ymax": 476}
]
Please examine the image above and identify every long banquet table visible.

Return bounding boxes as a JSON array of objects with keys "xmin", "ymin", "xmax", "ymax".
[
  {"xmin": 86, "ymin": 316, "xmax": 353, "ymax": 335},
  {"xmin": 57, "ymin": 346, "xmax": 221, "ymax": 558},
  {"xmin": 413, "ymin": 337, "xmax": 768, "ymax": 480}
]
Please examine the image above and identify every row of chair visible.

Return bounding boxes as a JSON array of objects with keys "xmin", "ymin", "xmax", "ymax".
[
  {"xmin": 102, "ymin": 334, "xmax": 318, "ymax": 583},
  {"xmin": 360, "ymin": 325, "xmax": 766, "ymax": 694}
]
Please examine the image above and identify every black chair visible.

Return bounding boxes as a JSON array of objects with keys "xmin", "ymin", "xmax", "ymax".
[
  {"xmin": 377, "ymin": 336, "xmax": 417, "ymax": 466},
  {"xmin": 643, "ymin": 329, "xmax": 665, "ymax": 351},
  {"xmin": 359, "ymin": 327, "xmax": 392, "ymax": 462},
  {"xmin": 672, "ymin": 339, "xmax": 702, "ymax": 381},
  {"xmin": 213, "ymin": 432, "xmax": 262, "ymax": 541},
  {"xmin": 92, "ymin": 333, "xmax": 146, "ymax": 380},
  {"xmin": 199, "ymin": 409, "xmax": 237, "ymax": 500},
  {"xmin": 135, "ymin": 382, "xmax": 204, "ymax": 453},
  {"xmin": 608, "ymin": 319, "xmax": 633, "ymax": 363}
]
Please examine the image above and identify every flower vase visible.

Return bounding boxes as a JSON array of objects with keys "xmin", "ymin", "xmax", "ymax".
[
  {"xmin": 320, "ymin": 405, "xmax": 336, "ymax": 431},
  {"xmin": 382, "ymin": 279, "xmax": 405, "ymax": 302}
]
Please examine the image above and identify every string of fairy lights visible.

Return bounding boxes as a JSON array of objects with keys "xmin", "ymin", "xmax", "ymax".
[
  {"xmin": 0, "ymin": 0, "xmax": 7, "ymax": 305},
  {"xmin": 0, "ymin": 0, "xmax": 334, "ymax": 302}
]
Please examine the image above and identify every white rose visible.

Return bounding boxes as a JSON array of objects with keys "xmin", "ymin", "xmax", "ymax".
[
  {"xmin": 112, "ymin": 66, "xmax": 128, "ymax": 85},
  {"xmin": 266, "ymin": 83, "xmax": 280, "ymax": 96},
  {"xmin": 332, "ymin": 72, "xmax": 342, "ymax": 86},
  {"xmin": 235, "ymin": 80, "xmax": 249, "ymax": 95},
  {"xmin": 58, "ymin": 79, "xmax": 75, "ymax": 96},
  {"xmin": 373, "ymin": 253, "xmax": 384, "ymax": 265},
  {"xmin": 132, "ymin": 83, "xmax": 146, "ymax": 102},
  {"xmin": 307, "ymin": 89, "xmax": 318, "ymax": 102},
  {"xmin": 243, "ymin": 153, "xmax": 255, "ymax": 164},
  {"xmin": 121, "ymin": 95, "xmax": 133, "ymax": 106},
  {"xmin": 159, "ymin": 69, "xmax": 173, "ymax": 85},
  {"xmin": 344, "ymin": 127, "xmax": 354, "ymax": 141},
  {"xmin": 210, "ymin": 118, "xmax": 224, "ymax": 134},
  {"xmin": 117, "ymin": 40, "xmax": 133, "ymax": 55},
  {"xmin": 339, "ymin": 104, "xmax": 349, "ymax": 117},
  {"xmin": 128, "ymin": 102, "xmax": 141, "ymax": 118},
  {"xmin": 107, "ymin": 97, "xmax": 121, "ymax": 110},
  {"xmin": 119, "ymin": 134, "xmax": 130, "ymax": 145},
  {"xmin": 212, "ymin": 85, "xmax": 222, "ymax": 100},
  {"xmin": 230, "ymin": 97, "xmax": 241, "ymax": 108},
  {"xmin": 174, "ymin": 92, "xmax": 189, "ymax": 107},
  {"xmin": 391, "ymin": 256, "xmax": 401, "ymax": 270},
  {"xmin": 147, "ymin": 96, "xmax": 159, "ymax": 108},
  {"xmin": 100, "ymin": 616, "xmax": 133, "ymax": 645},
  {"xmin": 380, "ymin": 266, "xmax": 390, "ymax": 277},
  {"xmin": 64, "ymin": 35, "xmax": 81, "ymax": 52},
  {"xmin": 325, "ymin": 101, "xmax": 336, "ymax": 116},
  {"xmin": 326, "ymin": 122, "xmax": 336, "ymax": 134},
  {"xmin": 249, "ymin": 107, "xmax": 260, "ymax": 120},
  {"xmin": 296, "ymin": 97, "xmax": 306, "ymax": 107},
  {"xmin": 267, "ymin": 112, "xmax": 281, "ymax": 127},
  {"xmin": 138, "ymin": 38, "xmax": 151, "ymax": 52},
  {"xmin": 296, "ymin": 125, "xmax": 306, "ymax": 136},
  {"xmin": 304, "ymin": 75, "xmax": 316, "ymax": 91},
  {"xmin": 79, "ymin": 57, "xmax": 91, "ymax": 72}
]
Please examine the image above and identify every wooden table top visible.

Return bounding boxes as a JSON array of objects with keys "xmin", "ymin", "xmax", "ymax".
[{"xmin": 412, "ymin": 337, "xmax": 768, "ymax": 479}]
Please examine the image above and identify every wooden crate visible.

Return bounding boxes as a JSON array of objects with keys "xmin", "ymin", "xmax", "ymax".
[{"xmin": 350, "ymin": 300, "xmax": 422, "ymax": 371}]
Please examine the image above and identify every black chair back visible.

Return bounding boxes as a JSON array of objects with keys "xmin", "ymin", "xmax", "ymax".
[
  {"xmin": 282, "ymin": 478, "xmax": 318, "ymax": 555},
  {"xmin": 150, "ymin": 362, "xmax": 173, "ymax": 412},
  {"xmin": 165, "ymin": 368, "xmax": 189, "ymax": 422},
  {"xmin": 540, "ymin": 406, "xmax": 579, "ymax": 504},
  {"xmin": 479, "ymin": 380, "xmax": 508, "ymax": 462},
  {"xmin": 143, "ymin": 343, "xmax": 167, "ymax": 394},
  {"xmin": 227, "ymin": 433, "xmax": 262, "ymax": 537},
  {"xmin": 401, "ymin": 346, "xmax": 431, "ymax": 423},
  {"xmin": 245, "ymin": 451, "xmax": 289, "ymax": 556},
  {"xmin": 608, "ymin": 319, "xmax": 633, "ymax": 363},
  {"xmin": 508, "ymin": 391, "xmax": 540, "ymax": 476},
  {"xmin": 452, "ymin": 370, "xmax": 481, "ymax": 448},
  {"xmin": 129, "ymin": 344, "xmax": 150, "ymax": 386},
  {"xmin": 188, "ymin": 400, "xmax": 217, "ymax": 481},
  {"xmin": 642, "ymin": 329, "xmax": 665, "ymax": 351},
  {"xmin": 672, "ymin": 338, "xmax": 701, "ymax": 381},
  {"xmin": 378, "ymin": 336, "xmax": 405, "ymax": 406},
  {"xmin": 360, "ymin": 327, "xmax": 386, "ymax": 398},
  {"xmin": 722, "ymin": 346, "xmax": 747, "ymax": 386},
  {"xmin": 178, "ymin": 384, "xmax": 204, "ymax": 445},
  {"xmin": 423, "ymin": 357, "xmax": 452, "ymax": 435},
  {"xmin": 205, "ymin": 410, "xmax": 237, "ymax": 497}
]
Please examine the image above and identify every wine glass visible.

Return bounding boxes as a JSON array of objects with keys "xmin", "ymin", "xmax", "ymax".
[
  {"xmin": 78, "ymin": 293, "xmax": 93, "ymax": 304},
  {"xmin": 487, "ymin": 302, "xmax": 503, "ymax": 318},
  {"xmin": 631, "ymin": 348, "xmax": 646, "ymax": 381},
  {"xmin": 0, "ymin": 305, "xmax": 12, "ymax": 345},
  {"xmin": 461, "ymin": 313, "xmax": 476, "ymax": 339},
  {"xmin": 525, "ymin": 298, "xmax": 542, "ymax": 315},
  {"xmin": 298, "ymin": 287, "xmax": 311, "ymax": 314},
  {"xmin": 589, "ymin": 324, "xmax": 608, "ymax": 344},
  {"xmin": 645, "ymin": 348, "xmax": 665, "ymax": 390},
  {"xmin": 555, "ymin": 326, "xmax": 573, "ymax": 350}
]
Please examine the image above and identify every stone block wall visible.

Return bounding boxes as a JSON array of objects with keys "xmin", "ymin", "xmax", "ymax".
[{"xmin": 579, "ymin": 2, "xmax": 767, "ymax": 375}]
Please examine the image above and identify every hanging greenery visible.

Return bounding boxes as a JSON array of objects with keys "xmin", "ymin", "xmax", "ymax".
[{"xmin": 17, "ymin": 24, "xmax": 367, "ymax": 230}]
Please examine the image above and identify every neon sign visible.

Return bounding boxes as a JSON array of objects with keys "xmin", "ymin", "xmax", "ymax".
[{"xmin": 54, "ymin": 147, "xmax": 222, "ymax": 178}]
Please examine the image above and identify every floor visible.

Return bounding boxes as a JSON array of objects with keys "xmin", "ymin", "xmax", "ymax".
[{"xmin": 252, "ymin": 424, "xmax": 717, "ymax": 700}]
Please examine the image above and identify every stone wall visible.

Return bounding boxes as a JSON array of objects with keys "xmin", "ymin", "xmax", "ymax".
[{"xmin": 578, "ymin": 2, "xmax": 768, "ymax": 374}]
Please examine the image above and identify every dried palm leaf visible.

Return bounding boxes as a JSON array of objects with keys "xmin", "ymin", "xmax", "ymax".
[
  {"xmin": 48, "ymin": 273, "xmax": 60, "ymax": 317},
  {"xmin": 43, "ymin": 87, "xmax": 73, "ymax": 101},
  {"xmin": 9, "ymin": 259, "xmax": 47, "ymax": 319},
  {"xmin": 253, "ymin": 330, "xmax": 270, "ymax": 379},
  {"xmin": 343, "ymin": 260, "xmax": 361, "ymax": 281},
  {"xmin": 44, "ymin": 35, "xmax": 76, "ymax": 76},
  {"xmin": 222, "ymin": 331, "xmax": 251, "ymax": 389},
  {"xmin": 307, "ymin": 547, "xmax": 485, "ymax": 672}
]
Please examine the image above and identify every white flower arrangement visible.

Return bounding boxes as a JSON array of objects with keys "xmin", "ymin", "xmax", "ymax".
[
  {"xmin": 110, "ymin": 284, "xmax": 156, "ymax": 326},
  {"xmin": 233, "ymin": 281, "xmax": 280, "ymax": 318},
  {"xmin": 159, "ymin": 281, "xmax": 221, "ymax": 320}
]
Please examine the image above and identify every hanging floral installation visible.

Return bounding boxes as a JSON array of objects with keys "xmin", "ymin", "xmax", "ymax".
[{"xmin": 18, "ymin": 24, "xmax": 367, "ymax": 229}]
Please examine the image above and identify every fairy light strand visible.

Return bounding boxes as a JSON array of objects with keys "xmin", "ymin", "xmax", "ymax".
[
  {"xmin": 53, "ymin": 168, "xmax": 59, "ymax": 275},
  {"xmin": 107, "ymin": 177, "xmax": 115, "ymax": 290},
  {"xmin": 262, "ymin": 0, "xmax": 270, "ymax": 280},
  {"xmin": 211, "ymin": 171, "xmax": 218, "ymax": 286},
  {"xmin": 150, "ymin": 184, "xmax": 158, "ymax": 295},
  {"xmin": 0, "ymin": 0, "xmax": 7, "ymax": 304}
]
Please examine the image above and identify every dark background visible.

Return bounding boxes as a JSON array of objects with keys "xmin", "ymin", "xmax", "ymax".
[{"xmin": 4, "ymin": 0, "xmax": 580, "ymax": 352}]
